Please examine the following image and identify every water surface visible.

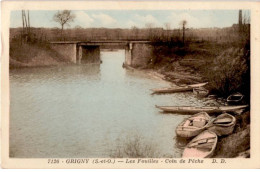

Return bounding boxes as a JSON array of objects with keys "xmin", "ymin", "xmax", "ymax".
[{"xmin": 10, "ymin": 50, "xmax": 208, "ymax": 158}]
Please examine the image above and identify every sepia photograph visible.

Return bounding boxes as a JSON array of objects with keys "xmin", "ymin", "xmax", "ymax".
[{"xmin": 1, "ymin": 1, "xmax": 260, "ymax": 169}]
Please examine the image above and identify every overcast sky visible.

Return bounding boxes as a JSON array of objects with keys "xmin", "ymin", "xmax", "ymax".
[{"xmin": 10, "ymin": 10, "xmax": 250, "ymax": 29}]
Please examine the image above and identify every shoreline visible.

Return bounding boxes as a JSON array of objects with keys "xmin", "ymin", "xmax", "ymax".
[{"xmin": 132, "ymin": 65, "xmax": 250, "ymax": 158}]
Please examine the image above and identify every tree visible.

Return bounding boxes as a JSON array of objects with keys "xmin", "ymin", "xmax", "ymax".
[
  {"xmin": 145, "ymin": 23, "xmax": 155, "ymax": 40},
  {"xmin": 131, "ymin": 26, "xmax": 139, "ymax": 39},
  {"xmin": 53, "ymin": 10, "xmax": 76, "ymax": 40},
  {"xmin": 164, "ymin": 23, "xmax": 171, "ymax": 41},
  {"xmin": 180, "ymin": 20, "xmax": 187, "ymax": 45}
]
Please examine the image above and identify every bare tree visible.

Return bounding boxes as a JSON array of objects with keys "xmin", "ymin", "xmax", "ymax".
[
  {"xmin": 180, "ymin": 20, "xmax": 187, "ymax": 44},
  {"xmin": 53, "ymin": 10, "xmax": 76, "ymax": 40},
  {"xmin": 21, "ymin": 10, "xmax": 31, "ymax": 43}
]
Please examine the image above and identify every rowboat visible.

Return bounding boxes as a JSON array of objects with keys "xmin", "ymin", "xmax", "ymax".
[
  {"xmin": 207, "ymin": 113, "xmax": 236, "ymax": 136},
  {"xmin": 176, "ymin": 112, "xmax": 211, "ymax": 138},
  {"xmin": 151, "ymin": 82, "xmax": 208, "ymax": 94},
  {"xmin": 227, "ymin": 92, "xmax": 244, "ymax": 105},
  {"xmin": 155, "ymin": 105, "xmax": 248, "ymax": 114},
  {"xmin": 193, "ymin": 87, "xmax": 209, "ymax": 97},
  {"xmin": 182, "ymin": 130, "xmax": 218, "ymax": 158}
]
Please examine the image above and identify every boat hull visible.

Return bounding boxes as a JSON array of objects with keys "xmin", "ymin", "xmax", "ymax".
[
  {"xmin": 227, "ymin": 93, "xmax": 244, "ymax": 105},
  {"xmin": 182, "ymin": 130, "xmax": 218, "ymax": 158},
  {"xmin": 176, "ymin": 112, "xmax": 211, "ymax": 138},
  {"xmin": 176, "ymin": 129, "xmax": 204, "ymax": 138},
  {"xmin": 156, "ymin": 105, "xmax": 248, "ymax": 114},
  {"xmin": 151, "ymin": 82, "xmax": 208, "ymax": 94},
  {"xmin": 207, "ymin": 113, "xmax": 236, "ymax": 136}
]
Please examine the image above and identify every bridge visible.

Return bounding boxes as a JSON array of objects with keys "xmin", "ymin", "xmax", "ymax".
[{"xmin": 50, "ymin": 40, "xmax": 153, "ymax": 67}]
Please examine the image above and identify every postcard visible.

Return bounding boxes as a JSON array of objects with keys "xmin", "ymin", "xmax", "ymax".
[{"xmin": 1, "ymin": 0, "xmax": 260, "ymax": 169}]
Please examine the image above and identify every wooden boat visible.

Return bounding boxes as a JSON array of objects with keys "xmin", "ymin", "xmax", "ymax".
[
  {"xmin": 151, "ymin": 82, "xmax": 208, "ymax": 94},
  {"xmin": 176, "ymin": 112, "xmax": 211, "ymax": 138},
  {"xmin": 155, "ymin": 105, "xmax": 248, "ymax": 114},
  {"xmin": 193, "ymin": 87, "xmax": 209, "ymax": 97},
  {"xmin": 182, "ymin": 130, "xmax": 217, "ymax": 158},
  {"xmin": 227, "ymin": 92, "xmax": 244, "ymax": 105},
  {"xmin": 207, "ymin": 113, "xmax": 236, "ymax": 136}
]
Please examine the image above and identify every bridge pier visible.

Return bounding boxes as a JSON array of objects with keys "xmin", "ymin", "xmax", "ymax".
[
  {"xmin": 125, "ymin": 43, "xmax": 132, "ymax": 66},
  {"xmin": 125, "ymin": 43, "xmax": 153, "ymax": 67},
  {"xmin": 50, "ymin": 43, "xmax": 77, "ymax": 63}
]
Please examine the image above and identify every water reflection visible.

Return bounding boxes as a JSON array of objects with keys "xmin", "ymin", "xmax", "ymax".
[{"xmin": 11, "ymin": 64, "xmax": 101, "ymax": 84}]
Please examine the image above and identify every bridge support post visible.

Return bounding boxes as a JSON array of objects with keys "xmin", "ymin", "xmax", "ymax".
[
  {"xmin": 77, "ymin": 45, "xmax": 82, "ymax": 64},
  {"xmin": 125, "ymin": 43, "xmax": 132, "ymax": 66},
  {"xmin": 130, "ymin": 43, "xmax": 153, "ymax": 67}
]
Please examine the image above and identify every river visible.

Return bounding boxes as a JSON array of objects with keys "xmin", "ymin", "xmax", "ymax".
[{"xmin": 10, "ymin": 49, "xmax": 208, "ymax": 158}]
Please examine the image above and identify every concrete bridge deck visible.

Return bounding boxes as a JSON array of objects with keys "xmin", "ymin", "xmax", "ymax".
[{"xmin": 50, "ymin": 40, "xmax": 150, "ymax": 45}]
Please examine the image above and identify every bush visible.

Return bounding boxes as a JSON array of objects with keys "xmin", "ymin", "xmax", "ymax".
[
  {"xmin": 204, "ymin": 46, "xmax": 249, "ymax": 97},
  {"xmin": 110, "ymin": 134, "xmax": 160, "ymax": 158}
]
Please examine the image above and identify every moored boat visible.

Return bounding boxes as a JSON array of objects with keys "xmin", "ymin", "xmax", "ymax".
[
  {"xmin": 182, "ymin": 130, "xmax": 218, "ymax": 158},
  {"xmin": 227, "ymin": 92, "xmax": 244, "ymax": 105},
  {"xmin": 176, "ymin": 112, "xmax": 211, "ymax": 138},
  {"xmin": 151, "ymin": 82, "xmax": 208, "ymax": 94},
  {"xmin": 193, "ymin": 87, "xmax": 209, "ymax": 97},
  {"xmin": 155, "ymin": 105, "xmax": 248, "ymax": 114},
  {"xmin": 207, "ymin": 113, "xmax": 236, "ymax": 136}
]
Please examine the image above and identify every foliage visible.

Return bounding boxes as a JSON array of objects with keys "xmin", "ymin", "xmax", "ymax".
[
  {"xmin": 53, "ymin": 10, "xmax": 75, "ymax": 29},
  {"xmin": 204, "ymin": 47, "xmax": 249, "ymax": 97}
]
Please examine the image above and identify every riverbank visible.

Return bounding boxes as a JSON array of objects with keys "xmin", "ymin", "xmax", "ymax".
[
  {"xmin": 125, "ymin": 64, "xmax": 250, "ymax": 158},
  {"xmin": 9, "ymin": 41, "xmax": 70, "ymax": 69},
  {"xmin": 128, "ymin": 40, "xmax": 250, "ymax": 158},
  {"xmin": 153, "ymin": 69, "xmax": 250, "ymax": 158},
  {"xmin": 148, "ymin": 39, "xmax": 250, "ymax": 98}
]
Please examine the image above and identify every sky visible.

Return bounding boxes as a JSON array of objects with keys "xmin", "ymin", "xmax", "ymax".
[{"xmin": 10, "ymin": 10, "xmax": 250, "ymax": 29}]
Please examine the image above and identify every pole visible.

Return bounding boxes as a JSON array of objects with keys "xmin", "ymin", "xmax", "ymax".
[
  {"xmin": 27, "ymin": 10, "xmax": 30, "ymax": 35},
  {"xmin": 21, "ymin": 10, "xmax": 24, "ymax": 35},
  {"xmin": 24, "ymin": 10, "xmax": 28, "ymax": 34}
]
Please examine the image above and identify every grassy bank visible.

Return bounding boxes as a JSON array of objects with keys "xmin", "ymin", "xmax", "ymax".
[
  {"xmin": 144, "ymin": 29, "xmax": 250, "ymax": 158},
  {"xmin": 149, "ymin": 37, "xmax": 250, "ymax": 101},
  {"xmin": 9, "ymin": 41, "xmax": 70, "ymax": 68}
]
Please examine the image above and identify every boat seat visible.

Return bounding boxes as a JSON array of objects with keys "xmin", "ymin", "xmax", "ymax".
[{"xmin": 183, "ymin": 120, "xmax": 191, "ymax": 127}]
